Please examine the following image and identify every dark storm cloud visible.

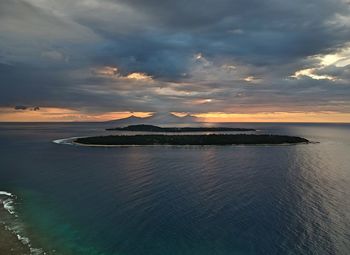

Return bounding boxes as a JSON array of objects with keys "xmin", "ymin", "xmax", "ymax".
[
  {"xmin": 0, "ymin": 0, "xmax": 350, "ymax": 115},
  {"xmin": 114, "ymin": 0, "xmax": 349, "ymax": 59}
]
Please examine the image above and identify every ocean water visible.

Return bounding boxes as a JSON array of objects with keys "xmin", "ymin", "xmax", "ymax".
[{"xmin": 0, "ymin": 122, "xmax": 350, "ymax": 255}]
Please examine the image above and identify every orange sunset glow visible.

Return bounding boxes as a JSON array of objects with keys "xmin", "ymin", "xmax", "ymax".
[
  {"xmin": 0, "ymin": 108, "xmax": 151, "ymax": 122},
  {"xmin": 1, "ymin": 107, "xmax": 349, "ymax": 123}
]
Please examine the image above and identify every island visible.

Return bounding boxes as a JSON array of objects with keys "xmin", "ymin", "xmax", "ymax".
[
  {"xmin": 106, "ymin": 124, "xmax": 256, "ymax": 132},
  {"xmin": 74, "ymin": 134, "xmax": 309, "ymax": 146}
]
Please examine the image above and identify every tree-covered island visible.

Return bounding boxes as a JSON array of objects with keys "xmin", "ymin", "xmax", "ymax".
[{"xmin": 75, "ymin": 134, "xmax": 309, "ymax": 146}]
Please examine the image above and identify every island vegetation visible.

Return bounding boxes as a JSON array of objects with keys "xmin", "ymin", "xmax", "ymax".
[
  {"xmin": 106, "ymin": 124, "xmax": 256, "ymax": 132},
  {"xmin": 75, "ymin": 134, "xmax": 309, "ymax": 146}
]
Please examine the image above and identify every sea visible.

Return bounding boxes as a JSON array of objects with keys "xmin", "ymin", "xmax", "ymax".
[{"xmin": 0, "ymin": 122, "xmax": 349, "ymax": 255}]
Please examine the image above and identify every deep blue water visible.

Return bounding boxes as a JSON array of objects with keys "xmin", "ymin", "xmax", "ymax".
[{"xmin": 1, "ymin": 123, "xmax": 350, "ymax": 254}]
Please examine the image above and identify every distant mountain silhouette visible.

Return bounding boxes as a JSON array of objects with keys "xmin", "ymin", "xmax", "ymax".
[{"xmin": 107, "ymin": 112, "xmax": 200, "ymax": 126}]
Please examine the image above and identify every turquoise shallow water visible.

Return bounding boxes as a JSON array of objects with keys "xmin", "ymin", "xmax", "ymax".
[{"xmin": 0, "ymin": 123, "xmax": 350, "ymax": 254}]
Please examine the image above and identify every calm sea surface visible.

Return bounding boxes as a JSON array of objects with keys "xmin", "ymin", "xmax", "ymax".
[{"xmin": 0, "ymin": 123, "xmax": 350, "ymax": 255}]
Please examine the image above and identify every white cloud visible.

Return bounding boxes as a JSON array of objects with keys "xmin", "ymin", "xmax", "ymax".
[
  {"xmin": 291, "ymin": 68, "xmax": 337, "ymax": 80},
  {"xmin": 290, "ymin": 46, "xmax": 350, "ymax": 81}
]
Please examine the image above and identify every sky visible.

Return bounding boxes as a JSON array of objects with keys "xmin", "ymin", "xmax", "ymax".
[{"xmin": 1, "ymin": 0, "xmax": 350, "ymax": 122}]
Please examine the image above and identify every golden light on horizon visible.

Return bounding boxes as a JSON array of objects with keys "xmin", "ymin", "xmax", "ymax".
[
  {"xmin": 195, "ymin": 111, "xmax": 350, "ymax": 123},
  {"xmin": 0, "ymin": 107, "xmax": 151, "ymax": 122},
  {"xmin": 0, "ymin": 108, "xmax": 349, "ymax": 123}
]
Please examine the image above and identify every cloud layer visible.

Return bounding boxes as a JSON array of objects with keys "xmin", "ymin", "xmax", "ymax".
[{"xmin": 1, "ymin": 0, "xmax": 350, "ymax": 120}]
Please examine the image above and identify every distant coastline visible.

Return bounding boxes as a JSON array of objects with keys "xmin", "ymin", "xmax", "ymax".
[{"xmin": 106, "ymin": 124, "xmax": 256, "ymax": 132}]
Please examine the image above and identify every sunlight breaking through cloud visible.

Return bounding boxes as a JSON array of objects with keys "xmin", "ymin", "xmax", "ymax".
[{"xmin": 1, "ymin": 0, "xmax": 350, "ymax": 122}]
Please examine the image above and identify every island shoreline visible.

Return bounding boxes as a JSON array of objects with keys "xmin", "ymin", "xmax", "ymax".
[{"xmin": 73, "ymin": 134, "xmax": 310, "ymax": 147}]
